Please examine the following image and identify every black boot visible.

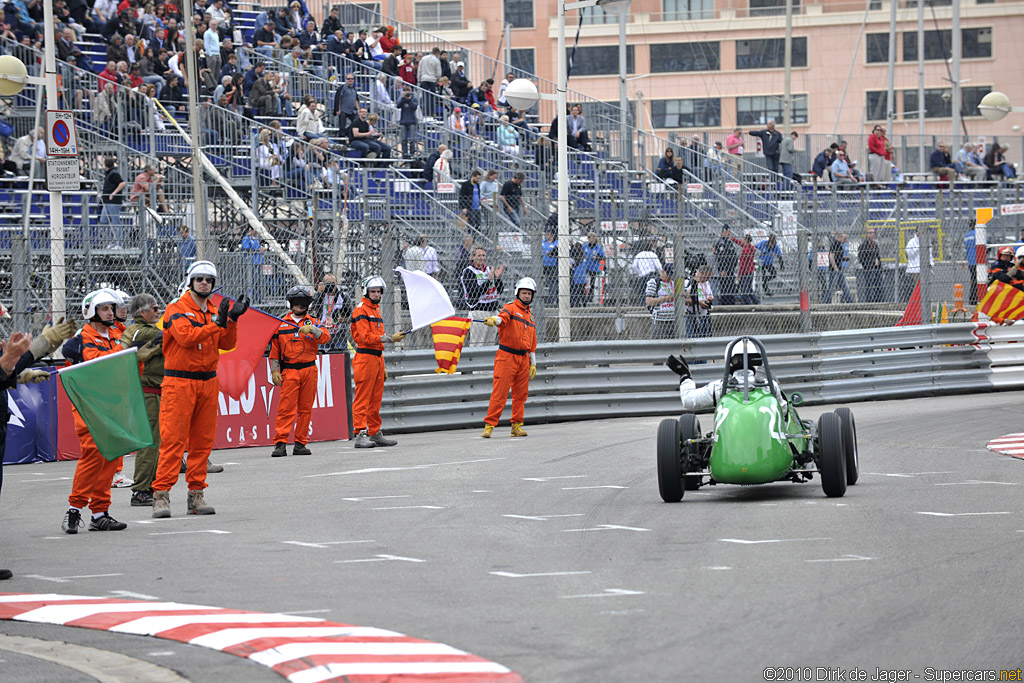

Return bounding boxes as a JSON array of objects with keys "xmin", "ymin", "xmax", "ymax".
[
  {"xmin": 0, "ymin": 569, "xmax": 12, "ymax": 580},
  {"xmin": 292, "ymin": 443, "xmax": 312, "ymax": 456},
  {"xmin": 271, "ymin": 442, "xmax": 288, "ymax": 457},
  {"xmin": 131, "ymin": 490, "xmax": 154, "ymax": 506}
]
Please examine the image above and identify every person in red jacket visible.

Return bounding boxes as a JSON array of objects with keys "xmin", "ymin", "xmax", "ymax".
[
  {"xmin": 867, "ymin": 125, "xmax": 893, "ymax": 184},
  {"xmin": 62, "ymin": 289, "xmax": 130, "ymax": 534},
  {"xmin": 731, "ymin": 233, "xmax": 759, "ymax": 305},
  {"xmin": 481, "ymin": 277, "xmax": 538, "ymax": 438},
  {"xmin": 350, "ymin": 276, "xmax": 405, "ymax": 449},
  {"xmin": 270, "ymin": 284, "xmax": 330, "ymax": 457},
  {"xmin": 151, "ymin": 260, "xmax": 248, "ymax": 518}
]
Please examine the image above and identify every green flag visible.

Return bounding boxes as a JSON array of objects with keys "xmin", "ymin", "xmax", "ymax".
[{"xmin": 58, "ymin": 347, "xmax": 154, "ymax": 461}]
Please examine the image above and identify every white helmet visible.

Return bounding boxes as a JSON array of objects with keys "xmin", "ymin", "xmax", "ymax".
[
  {"xmin": 515, "ymin": 277, "xmax": 537, "ymax": 293},
  {"xmin": 81, "ymin": 288, "xmax": 121, "ymax": 321},
  {"xmin": 725, "ymin": 339, "xmax": 762, "ymax": 374},
  {"xmin": 1016, "ymin": 245, "xmax": 1024, "ymax": 260},
  {"xmin": 187, "ymin": 260, "xmax": 218, "ymax": 283},
  {"xmin": 362, "ymin": 275, "xmax": 386, "ymax": 296},
  {"xmin": 111, "ymin": 289, "xmax": 130, "ymax": 306}
]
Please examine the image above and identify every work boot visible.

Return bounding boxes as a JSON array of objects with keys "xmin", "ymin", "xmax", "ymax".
[
  {"xmin": 481, "ymin": 425, "xmax": 494, "ymax": 439},
  {"xmin": 88, "ymin": 512, "xmax": 127, "ymax": 531},
  {"xmin": 62, "ymin": 508, "xmax": 83, "ymax": 534},
  {"xmin": 207, "ymin": 461, "xmax": 224, "ymax": 473},
  {"xmin": 271, "ymin": 442, "xmax": 288, "ymax": 458},
  {"xmin": 187, "ymin": 489, "xmax": 215, "ymax": 515},
  {"xmin": 130, "ymin": 490, "xmax": 154, "ymax": 507},
  {"xmin": 292, "ymin": 443, "xmax": 312, "ymax": 456},
  {"xmin": 353, "ymin": 431, "xmax": 376, "ymax": 448},
  {"xmin": 369, "ymin": 431, "xmax": 397, "ymax": 447},
  {"xmin": 152, "ymin": 490, "xmax": 171, "ymax": 518},
  {"xmin": 510, "ymin": 423, "xmax": 528, "ymax": 437},
  {"xmin": 0, "ymin": 569, "xmax": 12, "ymax": 580}
]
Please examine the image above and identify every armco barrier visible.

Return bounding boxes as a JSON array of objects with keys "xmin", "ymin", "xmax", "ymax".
[{"xmin": 381, "ymin": 323, "xmax": 1021, "ymax": 433}]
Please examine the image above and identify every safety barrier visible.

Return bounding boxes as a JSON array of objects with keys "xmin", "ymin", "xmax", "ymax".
[{"xmin": 380, "ymin": 322, "xmax": 1021, "ymax": 433}]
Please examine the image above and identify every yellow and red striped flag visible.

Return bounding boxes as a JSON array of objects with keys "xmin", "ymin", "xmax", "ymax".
[
  {"xmin": 978, "ymin": 280, "xmax": 1024, "ymax": 324},
  {"xmin": 431, "ymin": 317, "xmax": 472, "ymax": 374}
]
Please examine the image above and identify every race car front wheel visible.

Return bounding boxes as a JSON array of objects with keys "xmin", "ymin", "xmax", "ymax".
[
  {"xmin": 679, "ymin": 413, "xmax": 701, "ymax": 491},
  {"xmin": 817, "ymin": 412, "xmax": 847, "ymax": 498},
  {"xmin": 657, "ymin": 418, "xmax": 684, "ymax": 502},
  {"xmin": 834, "ymin": 407, "xmax": 859, "ymax": 485}
]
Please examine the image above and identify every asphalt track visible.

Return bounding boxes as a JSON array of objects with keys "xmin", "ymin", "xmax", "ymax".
[{"xmin": 2, "ymin": 390, "xmax": 1023, "ymax": 682}]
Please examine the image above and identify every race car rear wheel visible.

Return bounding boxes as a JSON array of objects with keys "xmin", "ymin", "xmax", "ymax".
[
  {"xmin": 834, "ymin": 407, "xmax": 859, "ymax": 485},
  {"xmin": 657, "ymin": 418, "xmax": 684, "ymax": 502},
  {"xmin": 679, "ymin": 413, "xmax": 701, "ymax": 491},
  {"xmin": 817, "ymin": 412, "xmax": 847, "ymax": 498}
]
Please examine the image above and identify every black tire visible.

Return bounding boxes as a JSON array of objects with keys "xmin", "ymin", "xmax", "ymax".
[
  {"xmin": 834, "ymin": 407, "xmax": 859, "ymax": 486},
  {"xmin": 657, "ymin": 418, "xmax": 684, "ymax": 502},
  {"xmin": 679, "ymin": 413, "xmax": 701, "ymax": 491},
  {"xmin": 817, "ymin": 412, "xmax": 847, "ymax": 498}
]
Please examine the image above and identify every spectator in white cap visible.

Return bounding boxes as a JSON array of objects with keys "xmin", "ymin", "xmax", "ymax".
[{"xmin": 452, "ymin": 61, "xmax": 470, "ymax": 101}]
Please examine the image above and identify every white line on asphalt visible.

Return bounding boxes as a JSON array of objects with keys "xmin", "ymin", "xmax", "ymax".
[
  {"xmin": 249, "ymin": 642, "xmax": 469, "ymax": 667},
  {"xmin": 188, "ymin": 626, "xmax": 401, "ymax": 650},
  {"xmin": 502, "ymin": 514, "xmax": 584, "ymax": 521},
  {"xmin": 522, "ymin": 475, "xmax": 587, "ymax": 482},
  {"xmin": 471, "ymin": 490, "xmax": 492, "ymax": 493},
  {"xmin": 559, "ymin": 589, "xmax": 645, "ymax": 599},
  {"xmin": 134, "ymin": 518, "xmax": 194, "ymax": 525},
  {"xmin": 20, "ymin": 477, "xmax": 72, "ymax": 483},
  {"xmin": 916, "ymin": 512, "xmax": 1012, "ymax": 517},
  {"xmin": 865, "ymin": 471, "xmax": 953, "ymax": 477},
  {"xmin": 112, "ymin": 613, "xmax": 322, "ymax": 635},
  {"xmin": 341, "ymin": 495, "xmax": 410, "ymax": 502},
  {"xmin": 371, "ymin": 505, "xmax": 443, "ymax": 510},
  {"xmin": 562, "ymin": 525, "xmax": 650, "ymax": 533},
  {"xmin": 934, "ymin": 481, "xmax": 1019, "ymax": 486},
  {"xmin": 489, "ymin": 571, "xmax": 592, "ymax": 578},
  {"xmin": 719, "ymin": 538, "xmax": 831, "ymax": 544},
  {"xmin": 304, "ymin": 458, "xmax": 504, "ymax": 478},
  {"xmin": 805, "ymin": 555, "xmax": 874, "ymax": 563},
  {"xmin": 280, "ymin": 609, "xmax": 332, "ymax": 615},
  {"xmin": 334, "ymin": 554, "xmax": 426, "ymax": 564},
  {"xmin": 148, "ymin": 530, "xmax": 232, "ymax": 536},
  {"xmin": 704, "ymin": 566, "xmax": 733, "ymax": 571},
  {"xmin": 561, "ymin": 485, "xmax": 628, "ymax": 490},
  {"xmin": 21, "ymin": 573, "xmax": 125, "ymax": 583},
  {"xmin": 281, "ymin": 541, "xmax": 376, "ymax": 549},
  {"xmin": 146, "ymin": 651, "xmax": 177, "ymax": 657},
  {"xmin": 108, "ymin": 591, "xmax": 161, "ymax": 600}
]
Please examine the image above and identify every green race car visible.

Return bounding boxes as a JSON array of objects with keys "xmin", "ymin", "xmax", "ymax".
[{"xmin": 658, "ymin": 336, "xmax": 859, "ymax": 502}]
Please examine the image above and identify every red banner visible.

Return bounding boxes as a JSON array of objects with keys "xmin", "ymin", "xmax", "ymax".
[{"xmin": 57, "ymin": 354, "xmax": 351, "ymax": 459}]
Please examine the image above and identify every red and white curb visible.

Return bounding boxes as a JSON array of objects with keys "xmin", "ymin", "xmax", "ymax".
[
  {"xmin": 986, "ymin": 432, "xmax": 1024, "ymax": 460},
  {"xmin": 0, "ymin": 593, "xmax": 522, "ymax": 683}
]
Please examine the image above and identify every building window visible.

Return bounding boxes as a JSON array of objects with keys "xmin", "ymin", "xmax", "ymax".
[
  {"xmin": 865, "ymin": 91, "xmax": 888, "ymax": 121},
  {"xmin": 580, "ymin": 4, "xmax": 616, "ymax": 24},
  {"xmin": 650, "ymin": 42, "xmax": 720, "ymax": 72},
  {"xmin": 504, "ymin": 0, "xmax": 533, "ymax": 28},
  {"xmin": 903, "ymin": 29, "xmax": 950, "ymax": 61},
  {"xmin": 567, "ymin": 45, "xmax": 635, "ymax": 76},
  {"xmin": 962, "ymin": 27, "xmax": 992, "ymax": 58},
  {"xmin": 748, "ymin": 0, "xmax": 800, "ymax": 17},
  {"xmin": 737, "ymin": 94, "xmax": 808, "ymax": 125},
  {"xmin": 736, "ymin": 37, "xmax": 807, "ymax": 69},
  {"xmin": 902, "ymin": 86, "xmax": 989, "ymax": 119},
  {"xmin": 866, "ymin": 33, "xmax": 889, "ymax": 63},
  {"xmin": 651, "ymin": 98, "xmax": 721, "ymax": 129},
  {"xmin": 663, "ymin": 0, "xmax": 714, "ymax": 20},
  {"xmin": 510, "ymin": 48, "xmax": 535, "ymax": 76},
  {"xmin": 414, "ymin": 1, "xmax": 462, "ymax": 30}
]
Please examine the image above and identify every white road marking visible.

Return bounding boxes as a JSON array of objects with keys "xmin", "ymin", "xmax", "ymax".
[
  {"xmin": 502, "ymin": 514, "xmax": 584, "ymax": 521},
  {"xmin": 281, "ymin": 541, "xmax": 375, "ymax": 549},
  {"xmin": 249, "ymin": 642, "xmax": 468, "ymax": 667},
  {"xmin": 522, "ymin": 475, "xmax": 587, "ymax": 482},
  {"xmin": 865, "ymin": 471, "xmax": 953, "ymax": 477},
  {"xmin": 991, "ymin": 448, "xmax": 1024, "ymax": 454},
  {"xmin": 0, "ymin": 594, "xmax": 113, "ymax": 603},
  {"xmin": 471, "ymin": 490, "xmax": 492, "ymax": 493},
  {"xmin": 934, "ymin": 481, "xmax": 1019, "ymax": 486},
  {"xmin": 15, "ymin": 602, "xmax": 215, "ymax": 625},
  {"xmin": 22, "ymin": 573, "xmax": 124, "ymax": 584},
  {"xmin": 704, "ymin": 566, "xmax": 733, "ymax": 571},
  {"xmin": 341, "ymin": 495, "xmax": 410, "ymax": 502},
  {"xmin": 559, "ymin": 588, "xmax": 645, "ymax": 599},
  {"xmin": 719, "ymin": 538, "xmax": 831, "ymax": 544},
  {"xmin": 489, "ymin": 571, "xmax": 591, "ymax": 578},
  {"xmin": 148, "ymin": 530, "xmax": 231, "ymax": 536},
  {"xmin": 108, "ymin": 591, "xmax": 160, "ymax": 600},
  {"xmin": 134, "ymin": 518, "xmax": 194, "ymax": 525},
  {"xmin": 562, "ymin": 525, "xmax": 650, "ymax": 533},
  {"xmin": 334, "ymin": 554, "xmax": 426, "ymax": 564},
  {"xmin": 561, "ymin": 485, "xmax": 628, "ymax": 490},
  {"xmin": 371, "ymin": 505, "xmax": 443, "ymax": 510},
  {"xmin": 19, "ymin": 477, "xmax": 72, "ymax": 483},
  {"xmin": 112, "ymin": 613, "xmax": 322, "ymax": 635},
  {"xmin": 279, "ymin": 609, "xmax": 332, "ymax": 615},
  {"xmin": 146, "ymin": 651, "xmax": 177, "ymax": 657},
  {"xmin": 188, "ymin": 626, "xmax": 401, "ymax": 650},
  {"xmin": 305, "ymin": 458, "xmax": 504, "ymax": 478},
  {"xmin": 805, "ymin": 554, "xmax": 874, "ymax": 563},
  {"xmin": 288, "ymin": 663, "xmax": 511, "ymax": 683},
  {"xmin": 916, "ymin": 511, "xmax": 1012, "ymax": 517}
]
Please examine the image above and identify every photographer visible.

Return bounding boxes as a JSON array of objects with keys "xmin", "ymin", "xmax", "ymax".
[
  {"xmin": 311, "ymin": 272, "xmax": 349, "ymax": 350},
  {"xmin": 684, "ymin": 264, "xmax": 714, "ymax": 338}
]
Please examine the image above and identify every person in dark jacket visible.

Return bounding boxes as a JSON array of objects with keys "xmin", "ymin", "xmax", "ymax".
[
  {"xmin": 712, "ymin": 226, "xmax": 739, "ymax": 305},
  {"xmin": 397, "ymin": 88, "xmax": 418, "ymax": 158},
  {"xmin": 333, "ymin": 72, "xmax": 359, "ymax": 134},
  {"xmin": 748, "ymin": 120, "xmax": 783, "ymax": 174},
  {"xmin": 812, "ymin": 148, "xmax": 834, "ymax": 180},
  {"xmin": 451, "ymin": 62, "xmax": 470, "ymax": 101},
  {"xmin": 459, "ymin": 169, "xmax": 483, "ymax": 234}
]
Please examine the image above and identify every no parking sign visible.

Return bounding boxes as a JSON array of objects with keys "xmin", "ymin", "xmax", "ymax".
[{"xmin": 46, "ymin": 110, "xmax": 78, "ymax": 157}]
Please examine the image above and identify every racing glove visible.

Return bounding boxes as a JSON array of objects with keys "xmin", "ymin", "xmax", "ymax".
[
  {"xmin": 216, "ymin": 297, "xmax": 232, "ymax": 328},
  {"xmin": 228, "ymin": 294, "xmax": 250, "ymax": 321},
  {"xmin": 666, "ymin": 354, "xmax": 690, "ymax": 380},
  {"xmin": 17, "ymin": 368, "xmax": 50, "ymax": 384}
]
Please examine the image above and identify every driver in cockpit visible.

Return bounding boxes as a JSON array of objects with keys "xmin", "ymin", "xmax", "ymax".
[{"xmin": 667, "ymin": 339, "xmax": 785, "ymax": 412}]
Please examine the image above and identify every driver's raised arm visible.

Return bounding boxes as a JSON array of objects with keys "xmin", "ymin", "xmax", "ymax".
[{"xmin": 679, "ymin": 378, "xmax": 720, "ymax": 411}]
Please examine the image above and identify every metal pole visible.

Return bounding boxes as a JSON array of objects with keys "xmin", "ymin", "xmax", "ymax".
[
  {"xmin": 16, "ymin": 90, "xmax": 44, "ymax": 331},
  {"xmin": 183, "ymin": 15, "xmax": 209, "ymax": 260},
  {"xmin": 504, "ymin": 22, "xmax": 512, "ymax": 72},
  {"xmin": 951, "ymin": 0, "xmax": 962, "ymax": 152},
  {"xmin": 618, "ymin": 12, "xmax": 629, "ymax": 163},
  {"xmin": 783, "ymin": 0, "xmax": 792, "ymax": 134},
  {"xmin": 917, "ymin": 0, "xmax": 925, "ymax": 173},
  {"xmin": 885, "ymin": 0, "xmax": 897, "ymax": 137},
  {"xmin": 798, "ymin": 227, "xmax": 810, "ymax": 333},
  {"xmin": 557, "ymin": 0, "xmax": 571, "ymax": 342},
  {"xmin": 43, "ymin": 0, "xmax": 65, "ymax": 322}
]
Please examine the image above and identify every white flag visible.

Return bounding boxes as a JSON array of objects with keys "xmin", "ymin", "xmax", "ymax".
[{"xmin": 394, "ymin": 267, "xmax": 456, "ymax": 331}]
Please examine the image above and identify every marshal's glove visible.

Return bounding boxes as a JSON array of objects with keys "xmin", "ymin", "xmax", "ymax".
[
  {"xmin": 42, "ymin": 317, "xmax": 76, "ymax": 347},
  {"xmin": 529, "ymin": 364, "xmax": 537, "ymax": 381},
  {"xmin": 298, "ymin": 323, "xmax": 321, "ymax": 336},
  {"xmin": 228, "ymin": 294, "xmax": 250, "ymax": 321},
  {"xmin": 391, "ymin": 332, "xmax": 405, "ymax": 342},
  {"xmin": 271, "ymin": 370, "xmax": 283, "ymax": 386},
  {"xmin": 17, "ymin": 368, "xmax": 50, "ymax": 384},
  {"xmin": 136, "ymin": 335, "xmax": 164, "ymax": 362},
  {"xmin": 216, "ymin": 297, "xmax": 232, "ymax": 328},
  {"xmin": 483, "ymin": 316, "xmax": 499, "ymax": 327},
  {"xmin": 383, "ymin": 366, "xmax": 388, "ymax": 382},
  {"xmin": 666, "ymin": 354, "xmax": 690, "ymax": 380}
]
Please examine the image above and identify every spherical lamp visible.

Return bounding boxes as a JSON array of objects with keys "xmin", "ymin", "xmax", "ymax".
[
  {"xmin": 978, "ymin": 91, "xmax": 1011, "ymax": 122},
  {"xmin": 0, "ymin": 55, "xmax": 28, "ymax": 96},
  {"xmin": 504, "ymin": 78, "xmax": 540, "ymax": 112}
]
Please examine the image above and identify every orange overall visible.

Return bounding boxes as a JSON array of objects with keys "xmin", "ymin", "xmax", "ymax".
[
  {"xmin": 350, "ymin": 297, "xmax": 386, "ymax": 436},
  {"xmin": 152, "ymin": 292, "xmax": 237, "ymax": 492},
  {"xmin": 485, "ymin": 298, "xmax": 537, "ymax": 427},
  {"xmin": 68, "ymin": 324, "xmax": 123, "ymax": 513},
  {"xmin": 270, "ymin": 313, "xmax": 330, "ymax": 445}
]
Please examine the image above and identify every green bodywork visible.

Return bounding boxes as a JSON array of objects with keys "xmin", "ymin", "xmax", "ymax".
[{"xmin": 709, "ymin": 387, "xmax": 808, "ymax": 485}]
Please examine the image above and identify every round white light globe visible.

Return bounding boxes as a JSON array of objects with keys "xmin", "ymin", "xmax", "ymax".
[
  {"xmin": 504, "ymin": 78, "xmax": 540, "ymax": 111},
  {"xmin": 978, "ymin": 91, "xmax": 1011, "ymax": 122},
  {"xmin": 0, "ymin": 55, "xmax": 28, "ymax": 96}
]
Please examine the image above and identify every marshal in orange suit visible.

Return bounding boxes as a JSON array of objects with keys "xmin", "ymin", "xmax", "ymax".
[
  {"xmin": 350, "ymin": 276, "xmax": 405, "ymax": 449},
  {"xmin": 269, "ymin": 284, "xmax": 330, "ymax": 457},
  {"xmin": 481, "ymin": 277, "xmax": 538, "ymax": 438}
]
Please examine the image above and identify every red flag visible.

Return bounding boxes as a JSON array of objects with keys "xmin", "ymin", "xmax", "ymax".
[{"xmin": 209, "ymin": 293, "xmax": 283, "ymax": 399}]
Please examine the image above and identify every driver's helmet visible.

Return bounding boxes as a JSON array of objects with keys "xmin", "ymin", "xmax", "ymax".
[{"xmin": 725, "ymin": 339, "xmax": 762, "ymax": 375}]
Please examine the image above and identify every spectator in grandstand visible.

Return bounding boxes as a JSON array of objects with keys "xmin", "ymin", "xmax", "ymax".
[
  {"xmin": 129, "ymin": 164, "xmax": 168, "ymax": 214},
  {"xmin": 858, "ymin": 227, "xmax": 882, "ymax": 303},
  {"xmin": 712, "ymin": 226, "xmax": 738, "ymax": 305},
  {"xmin": 9, "ymin": 128, "xmax": 34, "ymax": 174},
  {"xmin": 253, "ymin": 19, "xmax": 277, "ymax": 59},
  {"xmin": 225, "ymin": 73, "xmax": 245, "ymax": 111},
  {"xmin": 203, "ymin": 19, "xmax": 221, "ymax": 82},
  {"xmin": 480, "ymin": 169, "xmax": 500, "ymax": 208},
  {"xmin": 468, "ymin": 80, "xmax": 493, "ymax": 113},
  {"xmin": 399, "ymin": 52, "xmax": 416, "ymax": 86},
  {"xmin": 397, "ymin": 87, "xmax": 419, "ymax": 158},
  {"xmin": 542, "ymin": 228, "xmax": 557, "ymax": 304},
  {"xmin": 436, "ymin": 76, "xmax": 454, "ymax": 112},
  {"xmin": 825, "ymin": 232, "xmax": 853, "ymax": 303},
  {"xmin": 447, "ymin": 105, "xmax": 465, "ymax": 137},
  {"xmin": 379, "ymin": 25, "xmax": 399, "ymax": 53},
  {"xmin": 107, "ymin": 33, "xmax": 128, "ymax": 64},
  {"xmin": 645, "ymin": 264, "xmax": 675, "ymax": 339},
  {"xmin": 731, "ymin": 233, "xmax": 759, "ymax": 305},
  {"xmin": 137, "ymin": 46, "xmax": 164, "ymax": 96},
  {"xmin": 283, "ymin": 141, "xmax": 316, "ymax": 190},
  {"xmin": 929, "ymin": 142, "xmax": 957, "ymax": 184},
  {"xmin": 725, "ymin": 127, "xmax": 744, "ymax": 160},
  {"xmin": 866, "ymin": 125, "xmax": 892, "ymax": 183},
  {"xmin": 567, "ymin": 104, "xmax": 590, "ymax": 151},
  {"xmin": 459, "ymin": 169, "xmax": 483, "ymax": 234},
  {"xmin": 499, "ymin": 172, "xmax": 525, "ymax": 228},
  {"xmin": 779, "ymin": 130, "xmax": 798, "ymax": 183},
  {"xmin": 984, "ymin": 144, "xmax": 1016, "ymax": 181},
  {"xmin": 211, "ymin": 74, "xmax": 230, "ymax": 102},
  {"xmin": 451, "ymin": 61, "xmax": 470, "ymax": 101},
  {"xmin": 497, "ymin": 115, "xmax": 520, "ymax": 157},
  {"xmin": 248, "ymin": 69, "xmax": 278, "ymax": 116},
  {"xmin": 508, "ymin": 107, "xmax": 532, "ymax": 134},
  {"xmin": 569, "ymin": 242, "xmax": 589, "ymax": 307},
  {"xmin": 830, "ymin": 149, "xmax": 857, "ymax": 185},
  {"xmin": 99, "ymin": 156, "xmax": 126, "ymax": 248},
  {"xmin": 465, "ymin": 103, "xmax": 484, "ymax": 138},
  {"xmin": 812, "ymin": 146, "xmax": 834, "ymax": 181},
  {"xmin": 381, "ymin": 44, "xmax": 402, "ymax": 76},
  {"xmin": 366, "ymin": 27, "xmax": 387, "ymax": 62},
  {"xmin": 419, "ymin": 46, "xmax": 442, "ymax": 93},
  {"xmin": 423, "ymin": 143, "xmax": 447, "ymax": 184},
  {"xmin": 333, "ymin": 71, "xmax": 359, "ymax": 134},
  {"xmin": 241, "ymin": 226, "xmax": 267, "ymax": 302},
  {"xmin": 453, "ymin": 233, "xmax": 474, "ymax": 284},
  {"xmin": 161, "ymin": 72, "xmax": 185, "ymax": 111},
  {"xmin": 684, "ymin": 264, "xmax": 714, "ymax": 338},
  {"xmin": 349, "ymin": 106, "xmax": 391, "ymax": 159},
  {"xmin": 957, "ymin": 142, "xmax": 986, "ymax": 181},
  {"xmin": 297, "ymin": 94, "xmax": 326, "ymax": 141},
  {"xmin": 370, "ymin": 73, "xmax": 395, "ymax": 120},
  {"xmin": 748, "ymin": 120, "xmax": 782, "ymax": 174},
  {"xmin": 756, "ymin": 234, "xmax": 783, "ymax": 297},
  {"xmin": 94, "ymin": 81, "xmax": 119, "ymax": 128},
  {"xmin": 256, "ymin": 128, "xmax": 282, "ymax": 185},
  {"xmin": 433, "ymin": 148, "xmax": 454, "ymax": 186},
  {"xmin": 581, "ymin": 232, "xmax": 605, "ymax": 299},
  {"xmin": 57, "ymin": 26, "xmax": 76, "ymax": 60},
  {"xmin": 98, "ymin": 60, "xmax": 119, "ymax": 93},
  {"xmin": 321, "ymin": 6, "xmax": 342, "ymax": 37}
]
